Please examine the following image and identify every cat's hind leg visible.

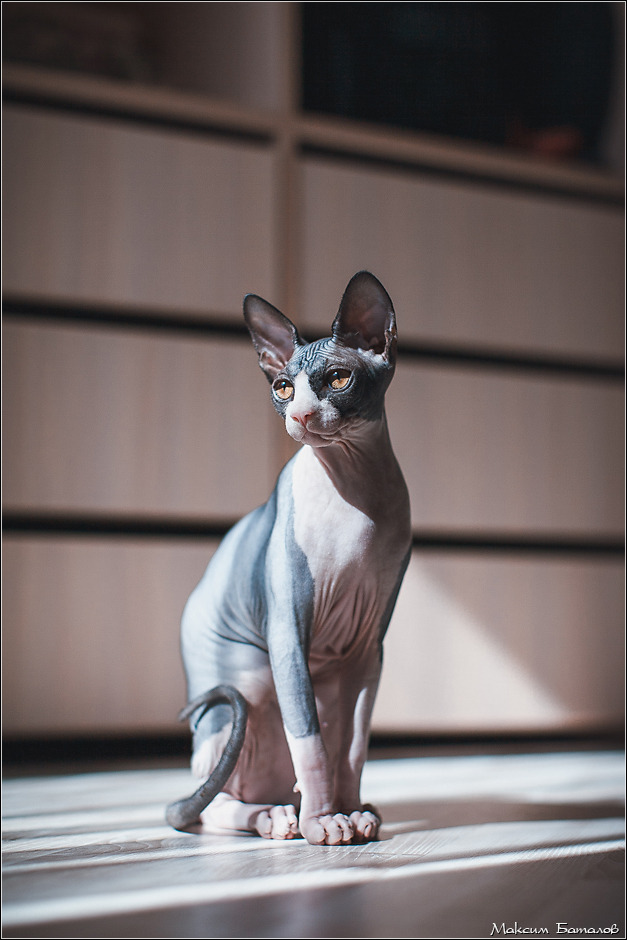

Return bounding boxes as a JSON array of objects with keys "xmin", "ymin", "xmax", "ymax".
[
  {"xmin": 201, "ymin": 792, "xmax": 300, "ymax": 839},
  {"xmin": 191, "ymin": 675, "xmax": 306, "ymax": 840}
]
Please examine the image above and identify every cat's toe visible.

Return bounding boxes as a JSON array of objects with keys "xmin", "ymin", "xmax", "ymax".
[
  {"xmin": 254, "ymin": 804, "xmax": 300, "ymax": 840},
  {"xmin": 330, "ymin": 813, "xmax": 354, "ymax": 844},
  {"xmin": 301, "ymin": 813, "xmax": 355, "ymax": 845},
  {"xmin": 349, "ymin": 805, "xmax": 380, "ymax": 843}
]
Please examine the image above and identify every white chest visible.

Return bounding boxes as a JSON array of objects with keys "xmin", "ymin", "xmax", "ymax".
[
  {"xmin": 291, "ymin": 447, "xmax": 375, "ymax": 574},
  {"xmin": 291, "ymin": 448, "xmax": 400, "ymax": 661}
]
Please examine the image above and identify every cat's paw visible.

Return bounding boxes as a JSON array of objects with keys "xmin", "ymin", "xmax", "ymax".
[
  {"xmin": 253, "ymin": 804, "xmax": 300, "ymax": 840},
  {"xmin": 348, "ymin": 804, "xmax": 381, "ymax": 843},
  {"xmin": 300, "ymin": 812, "xmax": 355, "ymax": 846}
]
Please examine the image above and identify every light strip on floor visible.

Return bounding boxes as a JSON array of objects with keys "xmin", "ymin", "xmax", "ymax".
[{"xmin": 3, "ymin": 838, "xmax": 624, "ymax": 928}]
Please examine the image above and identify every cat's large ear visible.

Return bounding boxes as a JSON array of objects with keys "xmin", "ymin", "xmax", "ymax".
[
  {"xmin": 332, "ymin": 271, "xmax": 397, "ymax": 362},
  {"xmin": 243, "ymin": 294, "xmax": 302, "ymax": 381}
]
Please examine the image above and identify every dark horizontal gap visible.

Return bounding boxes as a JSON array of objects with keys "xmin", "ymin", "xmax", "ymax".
[
  {"xmin": 2, "ymin": 92, "xmax": 274, "ymax": 147},
  {"xmin": 300, "ymin": 143, "xmax": 625, "ymax": 209},
  {"xmin": 411, "ymin": 531, "xmax": 625, "ymax": 557},
  {"xmin": 3, "ymin": 512, "xmax": 624, "ymax": 557},
  {"xmin": 2, "ymin": 512, "xmax": 233, "ymax": 540},
  {"xmin": 368, "ymin": 728, "xmax": 625, "ymax": 755},
  {"xmin": 2, "ymin": 733, "xmax": 191, "ymax": 769},
  {"xmin": 397, "ymin": 339, "xmax": 625, "ymax": 381},
  {"xmin": 4, "ymin": 299, "xmax": 624, "ymax": 383},
  {"xmin": 2, "ymin": 729, "xmax": 622, "ymax": 772},
  {"xmin": 3, "ymin": 297, "xmax": 250, "ymax": 341}
]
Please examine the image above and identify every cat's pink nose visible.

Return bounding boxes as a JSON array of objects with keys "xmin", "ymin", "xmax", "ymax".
[{"xmin": 292, "ymin": 411, "xmax": 313, "ymax": 428}]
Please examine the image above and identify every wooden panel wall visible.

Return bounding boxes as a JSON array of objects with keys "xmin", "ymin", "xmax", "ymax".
[
  {"xmin": 3, "ymin": 87, "xmax": 623, "ymax": 738},
  {"xmin": 2, "ymin": 103, "xmax": 284, "ymax": 737}
]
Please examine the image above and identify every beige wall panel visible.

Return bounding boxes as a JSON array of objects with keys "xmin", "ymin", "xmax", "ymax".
[
  {"xmin": 373, "ymin": 552, "xmax": 624, "ymax": 734},
  {"xmin": 2, "ymin": 537, "xmax": 218, "ymax": 735},
  {"xmin": 300, "ymin": 159, "xmax": 624, "ymax": 361},
  {"xmin": 3, "ymin": 106, "xmax": 276, "ymax": 314},
  {"xmin": 387, "ymin": 363, "xmax": 623, "ymax": 536},
  {"xmin": 3, "ymin": 322, "xmax": 280, "ymax": 518}
]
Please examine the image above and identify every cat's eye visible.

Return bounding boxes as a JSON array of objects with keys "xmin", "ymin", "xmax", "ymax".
[
  {"xmin": 273, "ymin": 379, "xmax": 294, "ymax": 401},
  {"xmin": 328, "ymin": 370, "xmax": 351, "ymax": 390}
]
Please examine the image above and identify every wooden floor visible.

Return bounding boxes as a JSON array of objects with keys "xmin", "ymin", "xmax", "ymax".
[{"xmin": 2, "ymin": 749, "xmax": 624, "ymax": 939}]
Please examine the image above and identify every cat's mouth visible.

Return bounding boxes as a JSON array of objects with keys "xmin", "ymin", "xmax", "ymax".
[
  {"xmin": 287, "ymin": 423, "xmax": 331, "ymax": 446},
  {"xmin": 286, "ymin": 417, "xmax": 359, "ymax": 447}
]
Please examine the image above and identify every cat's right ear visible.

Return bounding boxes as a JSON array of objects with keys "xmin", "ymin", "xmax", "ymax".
[
  {"xmin": 243, "ymin": 295, "xmax": 301, "ymax": 381},
  {"xmin": 332, "ymin": 271, "xmax": 397, "ymax": 362}
]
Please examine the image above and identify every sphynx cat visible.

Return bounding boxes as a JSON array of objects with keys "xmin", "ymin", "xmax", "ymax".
[{"xmin": 166, "ymin": 271, "xmax": 411, "ymax": 845}]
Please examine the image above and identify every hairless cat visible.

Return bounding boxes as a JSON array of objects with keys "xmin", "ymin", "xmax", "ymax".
[{"xmin": 167, "ymin": 271, "xmax": 411, "ymax": 845}]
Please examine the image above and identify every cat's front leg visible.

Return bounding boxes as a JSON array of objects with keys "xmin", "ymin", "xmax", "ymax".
[
  {"xmin": 331, "ymin": 648, "xmax": 384, "ymax": 842},
  {"xmin": 286, "ymin": 730, "xmax": 354, "ymax": 845},
  {"xmin": 265, "ymin": 589, "xmax": 358, "ymax": 844}
]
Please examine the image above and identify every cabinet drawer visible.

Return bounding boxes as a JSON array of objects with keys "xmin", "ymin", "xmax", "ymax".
[
  {"xmin": 3, "ymin": 105, "xmax": 277, "ymax": 315},
  {"xmin": 388, "ymin": 362, "xmax": 623, "ymax": 536},
  {"xmin": 2, "ymin": 537, "xmax": 218, "ymax": 735},
  {"xmin": 3, "ymin": 322, "xmax": 279, "ymax": 518},
  {"xmin": 374, "ymin": 551, "xmax": 624, "ymax": 733}
]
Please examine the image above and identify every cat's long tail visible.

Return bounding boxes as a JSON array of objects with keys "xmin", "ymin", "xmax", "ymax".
[{"xmin": 165, "ymin": 684, "xmax": 248, "ymax": 831}]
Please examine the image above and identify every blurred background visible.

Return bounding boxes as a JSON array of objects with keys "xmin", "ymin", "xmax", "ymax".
[{"xmin": 2, "ymin": 1, "xmax": 624, "ymax": 767}]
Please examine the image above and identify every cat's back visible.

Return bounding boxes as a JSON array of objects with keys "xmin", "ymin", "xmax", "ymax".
[{"xmin": 182, "ymin": 471, "xmax": 287, "ymax": 645}]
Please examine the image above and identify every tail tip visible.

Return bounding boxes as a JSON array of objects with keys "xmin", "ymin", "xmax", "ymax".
[{"xmin": 165, "ymin": 800, "xmax": 199, "ymax": 831}]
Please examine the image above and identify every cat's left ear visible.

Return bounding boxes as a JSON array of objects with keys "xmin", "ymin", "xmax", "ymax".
[
  {"xmin": 332, "ymin": 271, "xmax": 397, "ymax": 363},
  {"xmin": 244, "ymin": 294, "xmax": 302, "ymax": 381}
]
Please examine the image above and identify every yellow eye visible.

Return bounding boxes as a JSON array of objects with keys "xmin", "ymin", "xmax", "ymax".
[
  {"xmin": 329, "ymin": 370, "xmax": 351, "ymax": 390},
  {"xmin": 273, "ymin": 379, "xmax": 294, "ymax": 401}
]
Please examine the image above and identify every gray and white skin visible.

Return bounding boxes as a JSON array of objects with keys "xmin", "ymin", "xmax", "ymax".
[{"xmin": 166, "ymin": 271, "xmax": 411, "ymax": 846}]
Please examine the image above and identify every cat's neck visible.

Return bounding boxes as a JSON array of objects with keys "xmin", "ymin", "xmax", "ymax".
[{"xmin": 301, "ymin": 413, "xmax": 407, "ymax": 521}]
